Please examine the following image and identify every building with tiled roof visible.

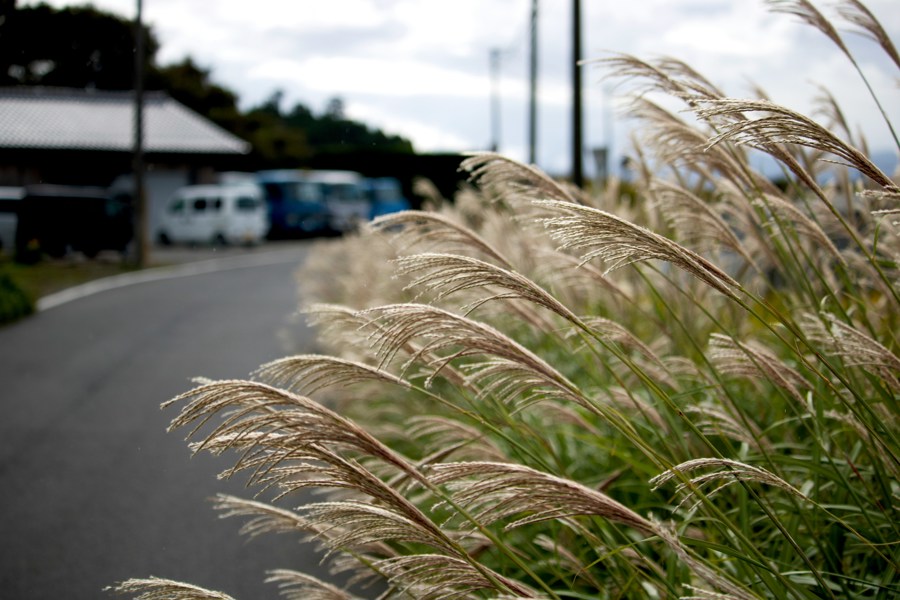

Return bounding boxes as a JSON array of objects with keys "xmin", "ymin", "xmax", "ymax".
[
  {"xmin": 0, "ymin": 87, "xmax": 249, "ymax": 183},
  {"xmin": 0, "ymin": 87, "xmax": 248, "ymax": 154},
  {"xmin": 0, "ymin": 87, "xmax": 253, "ymax": 239}
]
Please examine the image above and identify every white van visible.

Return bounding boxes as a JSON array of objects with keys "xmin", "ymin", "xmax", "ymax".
[{"xmin": 157, "ymin": 183, "xmax": 268, "ymax": 246}]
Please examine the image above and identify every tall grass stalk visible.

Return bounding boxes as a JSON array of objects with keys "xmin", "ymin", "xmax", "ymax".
[{"xmin": 112, "ymin": 1, "xmax": 898, "ymax": 599}]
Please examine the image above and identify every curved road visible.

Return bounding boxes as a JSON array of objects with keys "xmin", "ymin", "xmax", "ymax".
[{"xmin": 0, "ymin": 244, "xmax": 336, "ymax": 599}]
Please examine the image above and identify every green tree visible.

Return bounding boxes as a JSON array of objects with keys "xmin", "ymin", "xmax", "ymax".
[
  {"xmin": 151, "ymin": 58, "xmax": 243, "ymax": 132},
  {"xmin": 0, "ymin": 3, "xmax": 158, "ymax": 89},
  {"xmin": 236, "ymin": 90, "xmax": 313, "ymax": 166},
  {"xmin": 288, "ymin": 96, "xmax": 415, "ymax": 155}
]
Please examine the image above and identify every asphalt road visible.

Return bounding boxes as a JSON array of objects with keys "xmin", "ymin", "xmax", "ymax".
[{"xmin": 0, "ymin": 243, "xmax": 339, "ymax": 599}]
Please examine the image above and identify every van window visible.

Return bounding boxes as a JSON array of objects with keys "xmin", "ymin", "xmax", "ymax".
[
  {"xmin": 192, "ymin": 198, "xmax": 208, "ymax": 212},
  {"xmin": 236, "ymin": 196, "xmax": 259, "ymax": 211},
  {"xmin": 212, "ymin": 198, "xmax": 223, "ymax": 211},
  {"xmin": 170, "ymin": 198, "xmax": 185, "ymax": 214}
]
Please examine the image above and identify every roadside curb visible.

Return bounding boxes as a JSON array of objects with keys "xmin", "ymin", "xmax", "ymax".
[{"xmin": 37, "ymin": 247, "xmax": 308, "ymax": 312}]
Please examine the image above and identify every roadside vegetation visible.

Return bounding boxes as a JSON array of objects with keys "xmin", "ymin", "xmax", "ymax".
[
  {"xmin": 0, "ymin": 254, "xmax": 141, "ymax": 325},
  {"xmin": 0, "ymin": 263, "xmax": 33, "ymax": 325},
  {"xmin": 113, "ymin": 1, "xmax": 898, "ymax": 599}
]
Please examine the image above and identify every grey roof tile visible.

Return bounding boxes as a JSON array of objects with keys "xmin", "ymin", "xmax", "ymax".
[{"xmin": 0, "ymin": 87, "xmax": 250, "ymax": 154}]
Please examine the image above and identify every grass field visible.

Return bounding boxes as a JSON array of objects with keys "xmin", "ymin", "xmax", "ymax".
[{"xmin": 111, "ymin": 1, "xmax": 900, "ymax": 598}]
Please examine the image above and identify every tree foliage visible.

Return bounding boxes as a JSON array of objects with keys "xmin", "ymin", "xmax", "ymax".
[
  {"xmin": 0, "ymin": 2, "xmax": 415, "ymax": 163},
  {"xmin": 0, "ymin": 2, "xmax": 158, "ymax": 89}
]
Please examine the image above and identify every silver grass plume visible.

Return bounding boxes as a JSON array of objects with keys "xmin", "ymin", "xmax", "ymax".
[
  {"xmin": 573, "ymin": 317, "xmax": 681, "ymax": 389},
  {"xmin": 576, "ymin": 316, "xmax": 664, "ymax": 366},
  {"xmin": 460, "ymin": 152, "xmax": 580, "ymax": 205},
  {"xmin": 535, "ymin": 199, "xmax": 742, "ymax": 300},
  {"xmin": 766, "ymin": 0, "xmax": 850, "ymax": 56},
  {"xmin": 412, "ymin": 177, "xmax": 446, "ymax": 209},
  {"xmin": 708, "ymin": 333, "xmax": 810, "ymax": 404},
  {"xmin": 432, "ymin": 462, "xmax": 759, "ymax": 599},
  {"xmin": 165, "ymin": 380, "xmax": 418, "ymax": 480},
  {"xmin": 598, "ymin": 54, "xmax": 724, "ymax": 104},
  {"xmin": 800, "ymin": 312, "xmax": 900, "ymax": 392},
  {"xmin": 650, "ymin": 457, "xmax": 810, "ymax": 509},
  {"xmin": 813, "ymin": 86, "xmax": 856, "ymax": 145},
  {"xmin": 606, "ymin": 386, "xmax": 668, "ymax": 431},
  {"xmin": 684, "ymin": 403, "xmax": 772, "ymax": 454},
  {"xmin": 532, "ymin": 247, "xmax": 638, "ymax": 315},
  {"xmin": 375, "ymin": 554, "xmax": 536, "ymax": 600},
  {"xmin": 212, "ymin": 493, "xmax": 398, "ymax": 563},
  {"xmin": 265, "ymin": 570, "xmax": 363, "ymax": 600},
  {"xmin": 212, "ymin": 493, "xmax": 315, "ymax": 542},
  {"xmin": 429, "ymin": 461, "xmax": 658, "ymax": 536},
  {"xmin": 107, "ymin": 578, "xmax": 237, "ymax": 600},
  {"xmin": 304, "ymin": 303, "xmax": 472, "ymax": 389},
  {"xmin": 752, "ymin": 192, "xmax": 846, "ymax": 265},
  {"xmin": 303, "ymin": 304, "xmax": 460, "ymax": 387},
  {"xmin": 166, "ymin": 382, "xmax": 537, "ymax": 595},
  {"xmin": 213, "ymin": 494, "xmax": 398, "ymax": 587},
  {"xmin": 295, "ymin": 500, "xmax": 460, "ymax": 557},
  {"xmin": 695, "ymin": 98, "xmax": 895, "ymax": 189},
  {"xmin": 407, "ymin": 416, "xmax": 509, "ymax": 463},
  {"xmin": 836, "ymin": 0, "xmax": 900, "ymax": 69},
  {"xmin": 303, "ymin": 303, "xmax": 391, "ymax": 363},
  {"xmin": 356, "ymin": 303, "xmax": 584, "ymax": 406},
  {"xmin": 368, "ymin": 210, "xmax": 514, "ymax": 268},
  {"xmin": 253, "ymin": 354, "xmax": 411, "ymax": 396},
  {"xmin": 392, "ymin": 252, "xmax": 580, "ymax": 324},
  {"xmin": 650, "ymin": 180, "xmax": 758, "ymax": 269},
  {"xmin": 627, "ymin": 99, "xmax": 768, "ymax": 193}
]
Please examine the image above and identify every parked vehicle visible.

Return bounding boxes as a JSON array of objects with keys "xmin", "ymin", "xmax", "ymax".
[
  {"xmin": 157, "ymin": 183, "xmax": 267, "ymax": 246},
  {"xmin": 0, "ymin": 186, "xmax": 23, "ymax": 255},
  {"xmin": 305, "ymin": 170, "xmax": 371, "ymax": 233},
  {"xmin": 256, "ymin": 170, "xmax": 330, "ymax": 238},
  {"xmin": 365, "ymin": 177, "xmax": 411, "ymax": 219},
  {"xmin": 14, "ymin": 184, "xmax": 133, "ymax": 262}
]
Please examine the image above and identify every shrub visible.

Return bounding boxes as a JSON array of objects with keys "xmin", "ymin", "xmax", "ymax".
[
  {"xmin": 0, "ymin": 268, "xmax": 35, "ymax": 325},
  {"xmin": 113, "ymin": 2, "xmax": 898, "ymax": 599}
]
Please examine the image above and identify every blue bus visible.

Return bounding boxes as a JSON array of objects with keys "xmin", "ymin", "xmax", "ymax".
[{"xmin": 256, "ymin": 170, "xmax": 330, "ymax": 238}]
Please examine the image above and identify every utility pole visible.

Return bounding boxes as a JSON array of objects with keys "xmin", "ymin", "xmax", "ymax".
[
  {"xmin": 132, "ymin": 0, "xmax": 148, "ymax": 267},
  {"xmin": 528, "ymin": 0, "xmax": 538, "ymax": 165},
  {"xmin": 490, "ymin": 48, "xmax": 502, "ymax": 152},
  {"xmin": 571, "ymin": 0, "xmax": 584, "ymax": 188}
]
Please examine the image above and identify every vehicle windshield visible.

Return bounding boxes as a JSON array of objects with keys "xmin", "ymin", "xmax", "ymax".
[
  {"xmin": 326, "ymin": 183, "xmax": 363, "ymax": 202},
  {"xmin": 263, "ymin": 181, "xmax": 322, "ymax": 203},
  {"xmin": 373, "ymin": 186, "xmax": 401, "ymax": 202}
]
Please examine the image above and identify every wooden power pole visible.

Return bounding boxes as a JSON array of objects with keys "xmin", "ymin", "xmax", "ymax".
[
  {"xmin": 133, "ymin": 0, "xmax": 148, "ymax": 268},
  {"xmin": 490, "ymin": 48, "xmax": 502, "ymax": 152},
  {"xmin": 571, "ymin": 0, "xmax": 584, "ymax": 188},
  {"xmin": 528, "ymin": 0, "xmax": 538, "ymax": 165}
]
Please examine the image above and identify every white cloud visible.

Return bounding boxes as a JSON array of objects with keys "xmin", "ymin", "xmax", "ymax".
[
  {"xmin": 19, "ymin": 0, "xmax": 900, "ymax": 165},
  {"xmin": 346, "ymin": 100, "xmax": 475, "ymax": 152},
  {"xmin": 249, "ymin": 56, "xmax": 489, "ymax": 99}
]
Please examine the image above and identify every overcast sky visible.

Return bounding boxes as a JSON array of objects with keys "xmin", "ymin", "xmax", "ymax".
[{"xmin": 22, "ymin": 0, "xmax": 900, "ymax": 176}]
